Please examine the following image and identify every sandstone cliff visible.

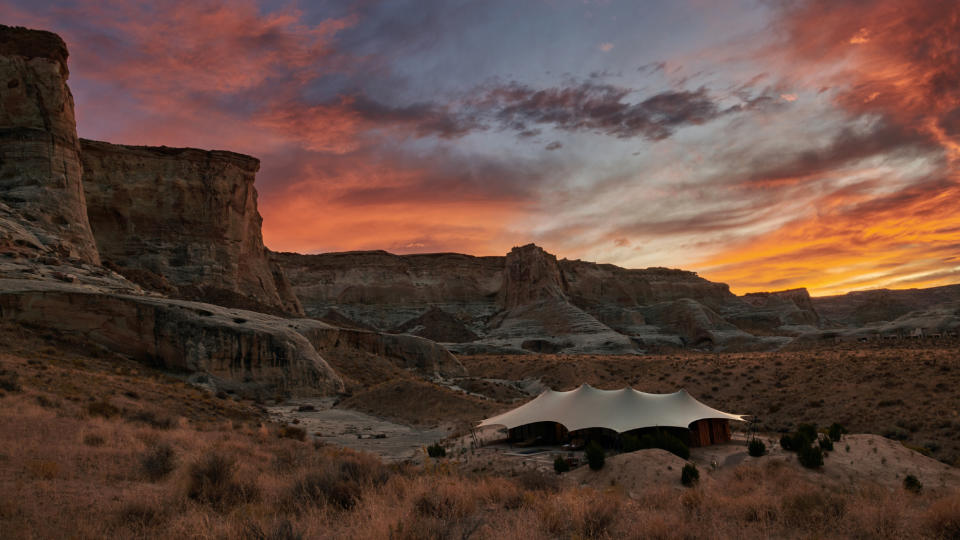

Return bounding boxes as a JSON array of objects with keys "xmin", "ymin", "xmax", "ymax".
[
  {"xmin": 272, "ymin": 250, "xmax": 503, "ymax": 330},
  {"xmin": 275, "ymin": 244, "xmax": 797, "ymax": 353},
  {"xmin": 0, "ymin": 25, "xmax": 99, "ymax": 263},
  {"xmin": 80, "ymin": 139, "xmax": 303, "ymax": 316},
  {"xmin": 498, "ymin": 244, "xmax": 566, "ymax": 308},
  {"xmin": 812, "ymin": 284, "xmax": 960, "ymax": 326}
]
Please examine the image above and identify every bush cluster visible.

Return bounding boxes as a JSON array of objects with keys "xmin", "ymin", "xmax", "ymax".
[
  {"xmin": 780, "ymin": 423, "xmax": 836, "ymax": 469},
  {"xmin": 427, "ymin": 442, "xmax": 446, "ymax": 458},
  {"xmin": 827, "ymin": 423, "xmax": 847, "ymax": 442},
  {"xmin": 681, "ymin": 463, "xmax": 699, "ymax": 486},
  {"xmin": 553, "ymin": 456, "xmax": 570, "ymax": 474},
  {"xmin": 585, "ymin": 441, "xmax": 605, "ymax": 470},
  {"xmin": 797, "ymin": 444, "xmax": 824, "ymax": 469},
  {"xmin": 903, "ymin": 474, "xmax": 923, "ymax": 493},
  {"xmin": 748, "ymin": 438, "xmax": 766, "ymax": 457}
]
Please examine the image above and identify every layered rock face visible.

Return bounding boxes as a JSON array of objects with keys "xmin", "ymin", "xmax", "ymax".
[
  {"xmin": 81, "ymin": 139, "xmax": 303, "ymax": 316},
  {"xmin": 498, "ymin": 244, "xmax": 566, "ymax": 308},
  {"xmin": 0, "ymin": 25, "xmax": 99, "ymax": 263},
  {"xmin": 0, "ymin": 279, "xmax": 343, "ymax": 396},
  {"xmin": 276, "ymin": 244, "xmax": 800, "ymax": 352},
  {"xmin": 812, "ymin": 285, "xmax": 960, "ymax": 326},
  {"xmin": 273, "ymin": 250, "xmax": 503, "ymax": 330}
]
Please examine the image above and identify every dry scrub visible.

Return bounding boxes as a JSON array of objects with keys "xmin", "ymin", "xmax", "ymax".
[
  {"xmin": 2, "ymin": 324, "xmax": 959, "ymax": 538},
  {"xmin": 2, "ymin": 385, "xmax": 959, "ymax": 539}
]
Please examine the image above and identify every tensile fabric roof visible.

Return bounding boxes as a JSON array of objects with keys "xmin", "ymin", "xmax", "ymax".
[{"xmin": 478, "ymin": 384, "xmax": 745, "ymax": 433}]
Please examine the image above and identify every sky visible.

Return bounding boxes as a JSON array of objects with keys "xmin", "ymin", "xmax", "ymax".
[{"xmin": 3, "ymin": 0, "xmax": 958, "ymax": 296}]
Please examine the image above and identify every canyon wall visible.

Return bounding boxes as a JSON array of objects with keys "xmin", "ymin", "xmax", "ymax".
[
  {"xmin": 272, "ymin": 250, "xmax": 504, "ymax": 330},
  {"xmin": 0, "ymin": 25, "xmax": 99, "ymax": 263},
  {"xmin": 275, "ymin": 244, "xmax": 795, "ymax": 352},
  {"xmin": 80, "ymin": 139, "xmax": 303, "ymax": 316}
]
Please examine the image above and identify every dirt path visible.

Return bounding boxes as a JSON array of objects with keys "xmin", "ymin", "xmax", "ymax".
[{"xmin": 267, "ymin": 399, "xmax": 450, "ymax": 461}]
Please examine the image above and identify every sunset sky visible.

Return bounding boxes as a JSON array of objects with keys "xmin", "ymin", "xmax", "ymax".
[{"xmin": 4, "ymin": 0, "xmax": 958, "ymax": 296}]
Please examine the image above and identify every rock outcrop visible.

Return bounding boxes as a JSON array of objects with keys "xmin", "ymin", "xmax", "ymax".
[
  {"xmin": 272, "ymin": 250, "xmax": 503, "ymax": 330},
  {"xmin": 0, "ymin": 25, "xmax": 99, "ymax": 263},
  {"xmin": 80, "ymin": 139, "xmax": 303, "ymax": 315},
  {"xmin": 812, "ymin": 284, "xmax": 960, "ymax": 326},
  {"xmin": 290, "ymin": 319, "xmax": 467, "ymax": 378},
  {"xmin": 391, "ymin": 306, "xmax": 479, "ymax": 343},
  {"xmin": 275, "ymin": 244, "xmax": 802, "ymax": 353},
  {"xmin": 0, "ymin": 279, "xmax": 343, "ymax": 396},
  {"xmin": 498, "ymin": 244, "xmax": 566, "ymax": 308}
]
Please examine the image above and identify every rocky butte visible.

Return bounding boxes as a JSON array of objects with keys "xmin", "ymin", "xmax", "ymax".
[{"xmin": 0, "ymin": 25, "xmax": 461, "ymax": 400}]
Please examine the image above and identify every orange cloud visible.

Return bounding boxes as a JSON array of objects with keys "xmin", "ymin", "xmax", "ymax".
[{"xmin": 693, "ymin": 0, "xmax": 960, "ymax": 295}]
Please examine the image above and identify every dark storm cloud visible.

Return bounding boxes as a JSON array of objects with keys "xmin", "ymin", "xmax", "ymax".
[{"xmin": 479, "ymin": 81, "xmax": 732, "ymax": 140}]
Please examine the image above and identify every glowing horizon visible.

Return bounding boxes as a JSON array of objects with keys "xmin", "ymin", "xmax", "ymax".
[{"xmin": 3, "ymin": 0, "xmax": 958, "ymax": 297}]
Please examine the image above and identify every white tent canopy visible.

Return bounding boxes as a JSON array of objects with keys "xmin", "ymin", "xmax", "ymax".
[{"xmin": 478, "ymin": 384, "xmax": 745, "ymax": 433}]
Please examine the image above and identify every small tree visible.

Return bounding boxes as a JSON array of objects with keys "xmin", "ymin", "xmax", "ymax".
[
  {"xmin": 681, "ymin": 463, "xmax": 699, "ymax": 486},
  {"xmin": 780, "ymin": 434, "xmax": 795, "ymax": 451},
  {"xmin": 903, "ymin": 474, "xmax": 922, "ymax": 493},
  {"xmin": 798, "ymin": 444, "xmax": 824, "ymax": 469},
  {"xmin": 796, "ymin": 424, "xmax": 818, "ymax": 446},
  {"xmin": 748, "ymin": 438, "xmax": 766, "ymax": 457},
  {"xmin": 426, "ymin": 442, "xmax": 446, "ymax": 458},
  {"xmin": 553, "ymin": 456, "xmax": 570, "ymax": 474},
  {"xmin": 828, "ymin": 423, "xmax": 847, "ymax": 442},
  {"xmin": 585, "ymin": 441, "xmax": 605, "ymax": 471},
  {"xmin": 818, "ymin": 436, "xmax": 834, "ymax": 452}
]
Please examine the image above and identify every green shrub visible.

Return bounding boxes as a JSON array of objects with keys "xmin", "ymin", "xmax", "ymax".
[
  {"xmin": 780, "ymin": 434, "xmax": 795, "ymax": 451},
  {"xmin": 798, "ymin": 444, "xmax": 824, "ymax": 469},
  {"xmin": 796, "ymin": 424, "xmax": 817, "ymax": 444},
  {"xmin": 748, "ymin": 438, "xmax": 766, "ymax": 457},
  {"xmin": 903, "ymin": 474, "xmax": 922, "ymax": 493},
  {"xmin": 828, "ymin": 423, "xmax": 847, "ymax": 442},
  {"xmin": 426, "ymin": 443, "xmax": 446, "ymax": 458},
  {"xmin": 553, "ymin": 456, "xmax": 570, "ymax": 474},
  {"xmin": 681, "ymin": 463, "xmax": 699, "ymax": 486},
  {"xmin": 585, "ymin": 441, "xmax": 605, "ymax": 470},
  {"xmin": 141, "ymin": 443, "xmax": 176, "ymax": 482},
  {"xmin": 818, "ymin": 436, "xmax": 834, "ymax": 452}
]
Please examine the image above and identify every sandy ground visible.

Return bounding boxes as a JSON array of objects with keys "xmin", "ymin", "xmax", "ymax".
[{"xmin": 267, "ymin": 399, "xmax": 449, "ymax": 461}]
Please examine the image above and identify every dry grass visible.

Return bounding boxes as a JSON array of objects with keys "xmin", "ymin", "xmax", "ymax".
[
  {"xmin": 1, "ymin": 382, "xmax": 959, "ymax": 539},
  {"xmin": 2, "ymin": 323, "xmax": 959, "ymax": 538}
]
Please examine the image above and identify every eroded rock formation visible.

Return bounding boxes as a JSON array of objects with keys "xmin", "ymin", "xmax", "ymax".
[
  {"xmin": 0, "ymin": 25, "xmax": 99, "ymax": 263},
  {"xmin": 80, "ymin": 139, "xmax": 303, "ymax": 316},
  {"xmin": 275, "ymin": 244, "xmax": 802, "ymax": 353},
  {"xmin": 0, "ymin": 279, "xmax": 343, "ymax": 396}
]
